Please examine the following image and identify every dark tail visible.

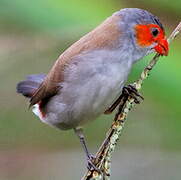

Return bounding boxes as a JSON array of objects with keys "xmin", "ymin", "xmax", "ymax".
[{"xmin": 16, "ymin": 74, "xmax": 46, "ymax": 98}]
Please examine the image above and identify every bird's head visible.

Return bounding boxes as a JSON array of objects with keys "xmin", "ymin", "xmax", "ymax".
[
  {"xmin": 135, "ymin": 23, "xmax": 168, "ymax": 56},
  {"xmin": 115, "ymin": 8, "xmax": 169, "ymax": 57}
]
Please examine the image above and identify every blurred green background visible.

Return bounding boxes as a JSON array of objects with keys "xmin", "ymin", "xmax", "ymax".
[{"xmin": 0, "ymin": 0, "xmax": 181, "ymax": 180}]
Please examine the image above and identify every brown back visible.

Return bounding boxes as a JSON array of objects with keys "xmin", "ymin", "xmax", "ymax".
[{"xmin": 30, "ymin": 14, "xmax": 121, "ymax": 106}]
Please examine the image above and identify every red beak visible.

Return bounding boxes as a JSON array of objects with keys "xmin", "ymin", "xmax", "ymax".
[{"xmin": 154, "ymin": 38, "xmax": 169, "ymax": 56}]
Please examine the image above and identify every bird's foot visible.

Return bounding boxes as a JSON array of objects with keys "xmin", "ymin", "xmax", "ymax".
[
  {"xmin": 86, "ymin": 154, "xmax": 101, "ymax": 173},
  {"xmin": 104, "ymin": 84, "xmax": 144, "ymax": 114},
  {"xmin": 123, "ymin": 84, "xmax": 144, "ymax": 104}
]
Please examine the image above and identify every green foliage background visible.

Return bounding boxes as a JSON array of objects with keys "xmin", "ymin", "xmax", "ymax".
[{"xmin": 0, "ymin": 0, "xmax": 180, "ymax": 179}]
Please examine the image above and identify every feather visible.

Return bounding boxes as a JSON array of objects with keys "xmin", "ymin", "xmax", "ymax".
[
  {"xmin": 29, "ymin": 14, "xmax": 121, "ymax": 107},
  {"xmin": 16, "ymin": 74, "xmax": 46, "ymax": 98}
]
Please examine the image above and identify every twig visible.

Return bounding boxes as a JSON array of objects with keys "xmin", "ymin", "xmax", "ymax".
[{"xmin": 81, "ymin": 22, "xmax": 181, "ymax": 180}]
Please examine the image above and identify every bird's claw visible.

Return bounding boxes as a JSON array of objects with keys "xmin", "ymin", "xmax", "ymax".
[
  {"xmin": 86, "ymin": 154, "xmax": 101, "ymax": 173},
  {"xmin": 123, "ymin": 84, "xmax": 144, "ymax": 104},
  {"xmin": 104, "ymin": 84, "xmax": 144, "ymax": 114}
]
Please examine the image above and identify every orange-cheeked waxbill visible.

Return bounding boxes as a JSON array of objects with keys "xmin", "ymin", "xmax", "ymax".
[{"xmin": 17, "ymin": 8, "xmax": 169, "ymax": 170}]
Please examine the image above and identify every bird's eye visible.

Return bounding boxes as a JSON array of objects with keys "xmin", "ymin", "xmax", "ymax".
[{"xmin": 151, "ymin": 28, "xmax": 159, "ymax": 37}]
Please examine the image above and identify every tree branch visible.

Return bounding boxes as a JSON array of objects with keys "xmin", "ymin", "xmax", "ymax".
[{"xmin": 81, "ymin": 22, "xmax": 181, "ymax": 180}]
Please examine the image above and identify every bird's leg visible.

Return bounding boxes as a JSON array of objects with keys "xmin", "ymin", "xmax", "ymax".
[
  {"xmin": 104, "ymin": 93, "xmax": 125, "ymax": 114},
  {"xmin": 104, "ymin": 84, "xmax": 144, "ymax": 114},
  {"xmin": 74, "ymin": 127, "xmax": 100, "ymax": 172}
]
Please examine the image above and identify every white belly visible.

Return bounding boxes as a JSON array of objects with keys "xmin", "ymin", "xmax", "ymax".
[{"xmin": 34, "ymin": 50, "xmax": 133, "ymax": 130}]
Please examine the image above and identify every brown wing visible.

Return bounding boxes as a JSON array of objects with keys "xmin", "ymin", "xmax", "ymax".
[
  {"xmin": 29, "ymin": 14, "xmax": 121, "ymax": 107},
  {"xmin": 29, "ymin": 59, "xmax": 65, "ymax": 106}
]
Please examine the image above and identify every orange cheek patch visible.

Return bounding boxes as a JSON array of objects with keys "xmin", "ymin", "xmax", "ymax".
[{"xmin": 135, "ymin": 24, "xmax": 153, "ymax": 47}]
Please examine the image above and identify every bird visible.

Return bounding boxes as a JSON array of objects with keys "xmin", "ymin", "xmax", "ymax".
[{"xmin": 16, "ymin": 8, "xmax": 169, "ymax": 170}]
